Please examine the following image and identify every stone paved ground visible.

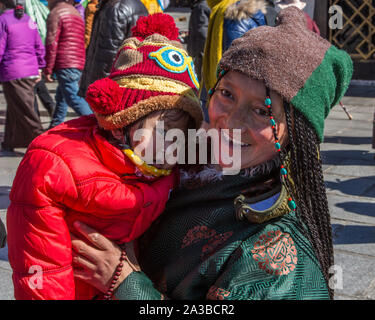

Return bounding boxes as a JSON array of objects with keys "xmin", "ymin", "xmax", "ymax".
[
  {"xmin": 320, "ymin": 96, "xmax": 375, "ymax": 300},
  {"xmin": 0, "ymin": 8, "xmax": 374, "ymax": 300}
]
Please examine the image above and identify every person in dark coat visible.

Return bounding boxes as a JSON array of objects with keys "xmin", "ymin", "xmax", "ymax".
[
  {"xmin": 186, "ymin": 0, "xmax": 210, "ymax": 83},
  {"xmin": 78, "ymin": 0, "xmax": 148, "ymax": 97}
]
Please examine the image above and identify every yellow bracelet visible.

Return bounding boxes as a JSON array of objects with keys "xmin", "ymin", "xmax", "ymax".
[{"xmin": 122, "ymin": 149, "xmax": 172, "ymax": 177}]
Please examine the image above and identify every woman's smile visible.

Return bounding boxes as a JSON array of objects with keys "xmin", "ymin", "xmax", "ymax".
[{"xmin": 221, "ymin": 129, "xmax": 251, "ymax": 147}]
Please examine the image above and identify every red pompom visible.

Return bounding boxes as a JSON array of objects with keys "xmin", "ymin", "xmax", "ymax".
[
  {"xmin": 86, "ymin": 78, "xmax": 123, "ymax": 115},
  {"xmin": 131, "ymin": 13, "xmax": 179, "ymax": 41}
]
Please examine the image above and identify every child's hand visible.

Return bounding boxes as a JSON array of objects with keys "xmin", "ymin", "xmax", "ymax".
[{"xmin": 71, "ymin": 221, "xmax": 139, "ymax": 294}]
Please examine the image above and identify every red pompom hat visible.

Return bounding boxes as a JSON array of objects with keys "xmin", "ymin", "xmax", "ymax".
[{"xmin": 86, "ymin": 13, "xmax": 203, "ymax": 130}]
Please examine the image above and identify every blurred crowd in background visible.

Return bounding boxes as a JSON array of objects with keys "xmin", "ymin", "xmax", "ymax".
[{"xmin": 1, "ymin": 0, "xmax": 374, "ymax": 153}]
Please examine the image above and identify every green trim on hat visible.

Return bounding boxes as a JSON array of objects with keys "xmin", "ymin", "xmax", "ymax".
[{"xmin": 291, "ymin": 45, "xmax": 353, "ymax": 142}]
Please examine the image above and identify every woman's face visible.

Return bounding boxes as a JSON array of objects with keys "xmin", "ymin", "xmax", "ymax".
[{"xmin": 208, "ymin": 71, "xmax": 288, "ymax": 169}]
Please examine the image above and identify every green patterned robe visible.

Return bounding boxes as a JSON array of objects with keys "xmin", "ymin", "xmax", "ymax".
[{"xmin": 114, "ymin": 170, "xmax": 330, "ymax": 300}]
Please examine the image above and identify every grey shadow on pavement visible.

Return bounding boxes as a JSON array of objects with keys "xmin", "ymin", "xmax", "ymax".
[
  {"xmin": 0, "ymin": 150, "xmax": 24, "ymax": 158},
  {"xmin": 321, "ymin": 150, "xmax": 375, "ymax": 165},
  {"xmin": 325, "ymin": 176, "xmax": 375, "ymax": 198},
  {"xmin": 332, "ymin": 224, "xmax": 375, "ymax": 245},
  {"xmin": 323, "ymin": 136, "xmax": 373, "ymax": 145},
  {"xmin": 0, "ymin": 244, "xmax": 8, "ymax": 262},
  {"xmin": 336, "ymin": 201, "xmax": 375, "ymax": 219},
  {"xmin": 0, "ymin": 186, "xmax": 11, "ymax": 209}
]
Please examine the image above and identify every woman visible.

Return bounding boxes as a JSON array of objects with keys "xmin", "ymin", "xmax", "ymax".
[
  {"xmin": 71, "ymin": 7, "xmax": 353, "ymax": 300},
  {"xmin": 0, "ymin": 1, "xmax": 45, "ymax": 152}
]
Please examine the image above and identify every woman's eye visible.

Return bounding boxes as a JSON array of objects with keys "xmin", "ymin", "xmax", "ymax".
[
  {"xmin": 254, "ymin": 108, "xmax": 269, "ymax": 117},
  {"xmin": 220, "ymin": 89, "xmax": 233, "ymax": 99}
]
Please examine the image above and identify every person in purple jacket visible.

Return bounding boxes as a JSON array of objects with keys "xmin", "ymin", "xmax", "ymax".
[{"xmin": 0, "ymin": 0, "xmax": 45, "ymax": 152}]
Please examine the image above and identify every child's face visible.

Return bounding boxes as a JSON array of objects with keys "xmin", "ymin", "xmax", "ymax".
[{"xmin": 114, "ymin": 110, "xmax": 192, "ymax": 170}]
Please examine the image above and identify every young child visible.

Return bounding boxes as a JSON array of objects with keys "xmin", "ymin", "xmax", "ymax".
[{"xmin": 6, "ymin": 13, "xmax": 203, "ymax": 300}]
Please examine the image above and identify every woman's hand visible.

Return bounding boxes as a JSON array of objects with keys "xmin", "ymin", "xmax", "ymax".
[{"xmin": 71, "ymin": 221, "xmax": 140, "ymax": 293}]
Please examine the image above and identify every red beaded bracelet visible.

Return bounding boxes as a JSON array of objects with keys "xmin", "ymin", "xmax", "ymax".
[{"xmin": 103, "ymin": 250, "xmax": 127, "ymax": 300}]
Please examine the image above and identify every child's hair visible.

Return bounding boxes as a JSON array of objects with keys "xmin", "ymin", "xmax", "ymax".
[
  {"xmin": 159, "ymin": 109, "xmax": 196, "ymax": 131},
  {"xmin": 283, "ymin": 102, "xmax": 334, "ymax": 299}
]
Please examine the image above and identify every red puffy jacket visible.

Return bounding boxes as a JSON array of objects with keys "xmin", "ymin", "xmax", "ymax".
[
  {"xmin": 44, "ymin": 1, "xmax": 86, "ymax": 74},
  {"xmin": 7, "ymin": 115, "xmax": 178, "ymax": 300}
]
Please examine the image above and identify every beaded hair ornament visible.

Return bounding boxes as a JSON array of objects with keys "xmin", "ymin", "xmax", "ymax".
[
  {"xmin": 264, "ymin": 86, "xmax": 296, "ymax": 213},
  {"xmin": 208, "ymin": 69, "xmax": 297, "ymax": 220}
]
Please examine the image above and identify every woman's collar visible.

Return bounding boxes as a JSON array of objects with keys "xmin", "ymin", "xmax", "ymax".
[{"xmin": 179, "ymin": 155, "xmax": 281, "ymax": 188}]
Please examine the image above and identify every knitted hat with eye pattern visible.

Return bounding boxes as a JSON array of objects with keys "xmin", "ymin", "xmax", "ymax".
[
  {"xmin": 85, "ymin": 13, "xmax": 203, "ymax": 130},
  {"xmin": 218, "ymin": 6, "xmax": 353, "ymax": 142}
]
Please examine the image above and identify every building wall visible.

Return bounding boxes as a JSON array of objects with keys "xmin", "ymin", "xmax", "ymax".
[{"xmin": 314, "ymin": 0, "xmax": 375, "ymax": 80}]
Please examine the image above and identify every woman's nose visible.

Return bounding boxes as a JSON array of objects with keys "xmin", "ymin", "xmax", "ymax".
[{"xmin": 226, "ymin": 107, "xmax": 248, "ymax": 133}]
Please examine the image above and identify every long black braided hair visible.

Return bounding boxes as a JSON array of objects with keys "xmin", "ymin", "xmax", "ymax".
[
  {"xmin": 282, "ymin": 101, "xmax": 334, "ymax": 299},
  {"xmin": 263, "ymin": 83, "xmax": 334, "ymax": 298}
]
